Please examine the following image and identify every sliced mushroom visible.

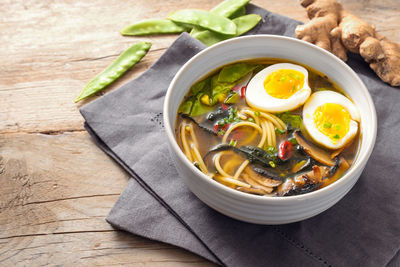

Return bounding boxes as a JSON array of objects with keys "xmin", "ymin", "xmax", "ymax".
[
  {"xmin": 321, "ymin": 157, "xmax": 350, "ymax": 188},
  {"xmin": 242, "ymin": 173, "xmax": 273, "ymax": 193},
  {"xmin": 277, "ymin": 179, "xmax": 295, "ymax": 196},
  {"xmin": 331, "ymin": 146, "xmax": 345, "ymax": 159},
  {"xmin": 245, "ymin": 167, "xmax": 282, "ymax": 187},
  {"xmin": 294, "ymin": 165, "xmax": 323, "ymax": 186},
  {"xmin": 294, "ymin": 131, "xmax": 335, "ymax": 166}
]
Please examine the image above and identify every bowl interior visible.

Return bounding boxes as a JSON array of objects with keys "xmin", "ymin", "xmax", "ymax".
[{"xmin": 164, "ymin": 35, "xmax": 376, "ymax": 201}]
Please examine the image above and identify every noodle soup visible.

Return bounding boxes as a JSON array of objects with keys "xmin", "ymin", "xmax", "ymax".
[{"xmin": 175, "ymin": 59, "xmax": 360, "ymax": 197}]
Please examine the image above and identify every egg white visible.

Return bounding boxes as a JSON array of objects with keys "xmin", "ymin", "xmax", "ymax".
[
  {"xmin": 245, "ymin": 63, "xmax": 311, "ymax": 113},
  {"xmin": 303, "ymin": 91, "xmax": 360, "ymax": 150}
]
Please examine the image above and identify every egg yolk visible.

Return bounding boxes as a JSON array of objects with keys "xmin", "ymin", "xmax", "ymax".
[
  {"xmin": 263, "ymin": 69, "xmax": 305, "ymax": 99},
  {"xmin": 313, "ymin": 103, "xmax": 351, "ymax": 144}
]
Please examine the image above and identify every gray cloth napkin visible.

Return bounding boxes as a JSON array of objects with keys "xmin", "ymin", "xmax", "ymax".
[{"xmin": 80, "ymin": 5, "xmax": 400, "ymax": 267}]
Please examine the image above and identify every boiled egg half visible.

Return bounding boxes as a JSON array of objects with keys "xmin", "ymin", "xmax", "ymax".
[
  {"xmin": 245, "ymin": 63, "xmax": 311, "ymax": 112},
  {"xmin": 303, "ymin": 91, "xmax": 360, "ymax": 150}
]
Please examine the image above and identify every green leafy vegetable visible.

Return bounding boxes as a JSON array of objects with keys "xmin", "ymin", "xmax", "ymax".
[
  {"xmin": 218, "ymin": 63, "xmax": 259, "ymax": 83},
  {"xmin": 178, "ymin": 100, "xmax": 193, "ymax": 114},
  {"xmin": 190, "ymin": 95, "xmax": 214, "ymax": 116},
  {"xmin": 279, "ymin": 113, "xmax": 303, "ymax": 129},
  {"xmin": 211, "ymin": 74, "xmax": 235, "ymax": 94},
  {"xmin": 191, "ymin": 76, "xmax": 212, "ymax": 95}
]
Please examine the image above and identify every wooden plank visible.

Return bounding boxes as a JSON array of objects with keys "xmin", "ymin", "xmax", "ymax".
[
  {"xmin": 1, "ymin": 0, "xmax": 398, "ymax": 133},
  {"xmin": 1, "ymin": 232, "xmax": 214, "ymax": 266},
  {"xmin": 0, "ymin": 132, "xmax": 214, "ymax": 266},
  {"xmin": 1, "ymin": 0, "xmax": 399, "ymax": 266}
]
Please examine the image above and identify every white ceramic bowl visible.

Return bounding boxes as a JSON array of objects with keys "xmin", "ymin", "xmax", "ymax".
[{"xmin": 163, "ymin": 35, "xmax": 377, "ymax": 224}]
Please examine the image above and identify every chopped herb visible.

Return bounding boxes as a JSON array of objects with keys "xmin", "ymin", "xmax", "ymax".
[
  {"xmin": 234, "ymin": 117, "xmax": 240, "ymax": 123},
  {"xmin": 218, "ymin": 130, "xmax": 226, "ymax": 136},
  {"xmin": 335, "ymin": 124, "xmax": 341, "ymax": 130},
  {"xmin": 254, "ymin": 111, "xmax": 260, "ymax": 117},
  {"xmin": 291, "ymin": 85, "xmax": 296, "ymax": 92},
  {"xmin": 288, "ymin": 137, "xmax": 298, "ymax": 145},
  {"xmin": 265, "ymin": 146, "xmax": 277, "ymax": 154},
  {"xmin": 248, "ymin": 117, "xmax": 255, "ymax": 123},
  {"xmin": 280, "ymin": 76, "xmax": 287, "ymax": 82},
  {"xmin": 276, "ymin": 128, "xmax": 286, "ymax": 135},
  {"xmin": 323, "ymin": 122, "xmax": 332, "ymax": 128},
  {"xmin": 218, "ymin": 120, "xmax": 225, "ymax": 126},
  {"xmin": 269, "ymin": 161, "xmax": 276, "ymax": 168},
  {"xmin": 333, "ymin": 134, "xmax": 340, "ymax": 139},
  {"xmin": 229, "ymin": 139, "xmax": 237, "ymax": 147}
]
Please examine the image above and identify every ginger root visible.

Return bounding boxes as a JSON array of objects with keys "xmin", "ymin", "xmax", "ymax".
[{"xmin": 295, "ymin": 0, "xmax": 400, "ymax": 87}]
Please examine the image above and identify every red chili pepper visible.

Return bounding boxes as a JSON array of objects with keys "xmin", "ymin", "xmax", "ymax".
[
  {"xmin": 240, "ymin": 86, "xmax": 247, "ymax": 99},
  {"xmin": 278, "ymin": 141, "xmax": 293, "ymax": 161},
  {"xmin": 222, "ymin": 123, "xmax": 230, "ymax": 131},
  {"xmin": 213, "ymin": 124, "xmax": 219, "ymax": 133},
  {"xmin": 221, "ymin": 103, "xmax": 229, "ymax": 110}
]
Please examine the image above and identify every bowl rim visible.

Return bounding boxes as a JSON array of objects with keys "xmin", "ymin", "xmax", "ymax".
[{"xmin": 163, "ymin": 34, "xmax": 377, "ymax": 203}]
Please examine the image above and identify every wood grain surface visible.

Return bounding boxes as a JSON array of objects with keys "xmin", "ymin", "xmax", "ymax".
[{"xmin": 1, "ymin": 0, "xmax": 399, "ymax": 266}]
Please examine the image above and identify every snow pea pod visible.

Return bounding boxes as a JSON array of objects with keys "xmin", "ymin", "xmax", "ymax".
[
  {"xmin": 228, "ymin": 6, "xmax": 246, "ymax": 19},
  {"xmin": 168, "ymin": 9, "xmax": 236, "ymax": 36},
  {"xmin": 192, "ymin": 14, "xmax": 261, "ymax": 46},
  {"xmin": 210, "ymin": 0, "xmax": 249, "ymax": 18},
  {"xmin": 120, "ymin": 19, "xmax": 190, "ymax": 36},
  {"xmin": 74, "ymin": 42, "xmax": 151, "ymax": 103},
  {"xmin": 190, "ymin": 1, "xmax": 247, "ymax": 37}
]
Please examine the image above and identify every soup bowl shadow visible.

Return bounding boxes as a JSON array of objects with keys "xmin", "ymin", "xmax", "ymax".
[{"xmin": 163, "ymin": 35, "xmax": 377, "ymax": 224}]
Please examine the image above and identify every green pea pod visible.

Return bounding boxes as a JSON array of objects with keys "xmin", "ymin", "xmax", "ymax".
[
  {"xmin": 192, "ymin": 14, "xmax": 261, "ymax": 46},
  {"xmin": 228, "ymin": 6, "xmax": 247, "ymax": 19},
  {"xmin": 74, "ymin": 42, "xmax": 151, "ymax": 103},
  {"xmin": 168, "ymin": 9, "xmax": 236, "ymax": 36},
  {"xmin": 190, "ymin": 1, "xmax": 247, "ymax": 37},
  {"xmin": 120, "ymin": 19, "xmax": 190, "ymax": 36},
  {"xmin": 210, "ymin": 0, "xmax": 249, "ymax": 18}
]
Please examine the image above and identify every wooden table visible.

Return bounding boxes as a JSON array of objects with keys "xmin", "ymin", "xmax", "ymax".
[{"xmin": 1, "ymin": 0, "xmax": 399, "ymax": 265}]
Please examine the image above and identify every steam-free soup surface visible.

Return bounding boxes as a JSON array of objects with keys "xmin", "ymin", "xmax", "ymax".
[{"xmin": 175, "ymin": 58, "xmax": 360, "ymax": 196}]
